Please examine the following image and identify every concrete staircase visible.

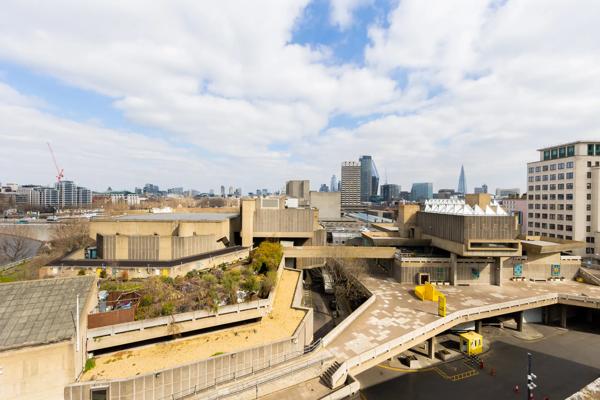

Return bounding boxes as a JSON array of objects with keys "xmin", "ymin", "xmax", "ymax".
[
  {"xmin": 579, "ymin": 267, "xmax": 600, "ymax": 286},
  {"xmin": 320, "ymin": 361, "xmax": 342, "ymax": 388}
]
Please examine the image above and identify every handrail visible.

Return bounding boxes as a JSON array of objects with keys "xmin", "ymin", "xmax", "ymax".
[
  {"xmin": 329, "ymin": 292, "xmax": 600, "ymax": 386},
  {"xmin": 0, "ymin": 256, "xmax": 34, "ymax": 271}
]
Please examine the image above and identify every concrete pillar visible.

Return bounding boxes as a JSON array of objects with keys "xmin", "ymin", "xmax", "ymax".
[
  {"xmin": 560, "ymin": 305, "xmax": 568, "ymax": 329},
  {"xmin": 241, "ymin": 198, "xmax": 256, "ymax": 248},
  {"xmin": 475, "ymin": 320, "xmax": 482, "ymax": 334},
  {"xmin": 427, "ymin": 337, "xmax": 435, "ymax": 359},
  {"xmin": 494, "ymin": 257, "xmax": 507, "ymax": 287},
  {"xmin": 450, "ymin": 253, "xmax": 457, "ymax": 286},
  {"xmin": 516, "ymin": 312, "xmax": 524, "ymax": 332}
]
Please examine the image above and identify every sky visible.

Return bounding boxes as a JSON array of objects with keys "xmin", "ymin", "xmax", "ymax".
[{"xmin": 1, "ymin": 0, "xmax": 599, "ymax": 194}]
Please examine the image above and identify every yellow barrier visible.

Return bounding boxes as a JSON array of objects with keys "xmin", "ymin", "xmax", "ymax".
[{"xmin": 414, "ymin": 282, "xmax": 441, "ymax": 302}]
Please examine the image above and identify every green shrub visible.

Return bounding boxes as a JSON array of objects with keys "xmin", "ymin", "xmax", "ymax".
[
  {"xmin": 259, "ymin": 270, "xmax": 278, "ymax": 297},
  {"xmin": 242, "ymin": 274, "xmax": 260, "ymax": 293},
  {"xmin": 84, "ymin": 357, "xmax": 96, "ymax": 372},
  {"xmin": 77, "ymin": 269, "xmax": 86, "ymax": 276},
  {"xmin": 250, "ymin": 241, "xmax": 283, "ymax": 274},
  {"xmin": 161, "ymin": 302, "xmax": 175, "ymax": 315},
  {"xmin": 139, "ymin": 294, "xmax": 153, "ymax": 307}
]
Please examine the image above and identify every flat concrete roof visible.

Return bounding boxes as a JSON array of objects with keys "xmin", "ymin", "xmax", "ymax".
[
  {"xmin": 112, "ymin": 213, "xmax": 239, "ymax": 222},
  {"xmin": 0, "ymin": 276, "xmax": 95, "ymax": 351}
]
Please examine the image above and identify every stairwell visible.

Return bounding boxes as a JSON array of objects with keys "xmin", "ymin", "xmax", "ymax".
[{"xmin": 320, "ymin": 361, "xmax": 342, "ymax": 388}]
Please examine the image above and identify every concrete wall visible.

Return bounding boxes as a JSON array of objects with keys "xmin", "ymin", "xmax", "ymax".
[
  {"xmin": 253, "ymin": 209, "xmax": 314, "ymax": 235},
  {"xmin": 41, "ymin": 248, "xmax": 250, "ymax": 279},
  {"xmin": 309, "ymin": 192, "xmax": 341, "ymax": 220},
  {"xmin": 65, "ymin": 267, "xmax": 313, "ymax": 400},
  {"xmin": 1, "ymin": 341, "xmax": 75, "ymax": 400}
]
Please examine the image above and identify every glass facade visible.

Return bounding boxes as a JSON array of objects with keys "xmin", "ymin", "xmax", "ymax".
[{"xmin": 359, "ymin": 155, "xmax": 380, "ymax": 202}]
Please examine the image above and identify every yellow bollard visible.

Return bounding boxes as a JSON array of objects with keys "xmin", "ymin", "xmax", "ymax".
[{"xmin": 438, "ymin": 293, "xmax": 447, "ymax": 317}]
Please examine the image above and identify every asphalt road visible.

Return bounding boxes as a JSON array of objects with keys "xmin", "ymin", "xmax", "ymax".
[{"xmin": 357, "ymin": 324, "xmax": 600, "ymax": 400}]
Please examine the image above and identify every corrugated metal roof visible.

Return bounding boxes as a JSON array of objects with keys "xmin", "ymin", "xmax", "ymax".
[{"xmin": 0, "ymin": 276, "xmax": 95, "ymax": 351}]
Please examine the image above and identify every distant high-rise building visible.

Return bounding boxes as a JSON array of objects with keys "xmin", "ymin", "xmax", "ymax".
[
  {"xmin": 228, "ymin": 186, "xmax": 234, "ymax": 196},
  {"xmin": 341, "ymin": 161, "xmax": 361, "ymax": 209},
  {"xmin": 235, "ymin": 187, "xmax": 242, "ymax": 196},
  {"xmin": 436, "ymin": 189, "xmax": 456, "ymax": 199},
  {"xmin": 286, "ymin": 180, "xmax": 310, "ymax": 205},
  {"xmin": 209, "ymin": 189, "xmax": 215, "ymax": 196},
  {"xmin": 457, "ymin": 165, "xmax": 467, "ymax": 195},
  {"xmin": 53, "ymin": 180, "xmax": 91, "ymax": 208},
  {"xmin": 474, "ymin": 184, "xmax": 488, "ymax": 194},
  {"xmin": 359, "ymin": 155, "xmax": 379, "ymax": 202},
  {"xmin": 143, "ymin": 183, "xmax": 160, "ymax": 195},
  {"xmin": 167, "ymin": 187, "xmax": 184, "ymax": 195},
  {"xmin": 330, "ymin": 175, "xmax": 338, "ymax": 192},
  {"xmin": 381, "ymin": 184, "xmax": 400, "ymax": 202},
  {"xmin": 256, "ymin": 189, "xmax": 262, "ymax": 196},
  {"xmin": 220, "ymin": 185, "xmax": 225, "ymax": 197},
  {"xmin": 410, "ymin": 182, "xmax": 433, "ymax": 202},
  {"xmin": 495, "ymin": 188, "xmax": 520, "ymax": 198},
  {"xmin": 319, "ymin": 184, "xmax": 329, "ymax": 192},
  {"xmin": 262, "ymin": 188, "xmax": 269, "ymax": 196}
]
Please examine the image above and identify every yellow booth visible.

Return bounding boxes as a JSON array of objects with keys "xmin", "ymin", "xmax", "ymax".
[{"xmin": 459, "ymin": 331, "xmax": 483, "ymax": 356}]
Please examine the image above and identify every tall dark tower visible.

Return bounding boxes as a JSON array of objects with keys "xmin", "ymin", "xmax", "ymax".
[{"xmin": 457, "ymin": 165, "xmax": 467, "ymax": 195}]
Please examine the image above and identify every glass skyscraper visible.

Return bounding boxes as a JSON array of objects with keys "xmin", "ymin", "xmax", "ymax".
[{"xmin": 359, "ymin": 155, "xmax": 379, "ymax": 202}]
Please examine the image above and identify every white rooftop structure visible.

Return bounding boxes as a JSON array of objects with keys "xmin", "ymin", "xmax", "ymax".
[{"xmin": 423, "ymin": 199, "xmax": 508, "ymax": 216}]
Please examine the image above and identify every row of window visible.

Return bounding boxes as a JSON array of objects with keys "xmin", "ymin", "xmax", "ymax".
[
  {"xmin": 588, "ymin": 144, "xmax": 600, "ymax": 156},
  {"xmin": 528, "ymin": 213, "xmax": 573, "ymax": 221},
  {"xmin": 527, "ymin": 231, "xmax": 573, "ymax": 240},
  {"xmin": 542, "ymin": 145, "xmax": 576, "ymax": 160},
  {"xmin": 528, "ymin": 183, "xmax": 576, "ymax": 192},
  {"xmin": 528, "ymin": 172, "xmax": 575, "ymax": 182},
  {"xmin": 528, "ymin": 222, "xmax": 573, "ymax": 231},
  {"xmin": 528, "ymin": 203, "xmax": 573, "ymax": 210},
  {"xmin": 528, "ymin": 162, "xmax": 574, "ymax": 173},
  {"xmin": 528, "ymin": 194, "xmax": 575, "ymax": 203}
]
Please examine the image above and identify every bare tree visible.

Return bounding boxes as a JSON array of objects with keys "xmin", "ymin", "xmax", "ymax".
[
  {"xmin": 0, "ymin": 231, "xmax": 30, "ymax": 262},
  {"xmin": 51, "ymin": 220, "xmax": 91, "ymax": 254},
  {"xmin": 325, "ymin": 258, "xmax": 371, "ymax": 309}
]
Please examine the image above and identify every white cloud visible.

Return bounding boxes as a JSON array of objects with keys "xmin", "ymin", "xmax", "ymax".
[
  {"xmin": 1, "ymin": 0, "xmax": 600, "ymax": 193},
  {"xmin": 329, "ymin": 0, "xmax": 373, "ymax": 29}
]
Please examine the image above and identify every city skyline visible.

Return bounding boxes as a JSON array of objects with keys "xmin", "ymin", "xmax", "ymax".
[{"xmin": 1, "ymin": 2, "xmax": 599, "ymax": 192}]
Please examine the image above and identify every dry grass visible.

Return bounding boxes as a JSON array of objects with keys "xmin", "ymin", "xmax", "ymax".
[{"xmin": 82, "ymin": 269, "xmax": 305, "ymax": 381}]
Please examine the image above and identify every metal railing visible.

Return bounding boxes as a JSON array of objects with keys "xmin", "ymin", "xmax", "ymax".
[
  {"xmin": 0, "ymin": 256, "xmax": 33, "ymax": 272},
  {"xmin": 329, "ymin": 292, "xmax": 600, "ymax": 386}
]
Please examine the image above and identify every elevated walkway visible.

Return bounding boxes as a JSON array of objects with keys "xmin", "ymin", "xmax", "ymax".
[{"xmin": 284, "ymin": 246, "xmax": 396, "ymax": 259}]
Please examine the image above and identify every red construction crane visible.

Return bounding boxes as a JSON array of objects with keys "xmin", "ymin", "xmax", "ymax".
[{"xmin": 47, "ymin": 142, "xmax": 64, "ymax": 183}]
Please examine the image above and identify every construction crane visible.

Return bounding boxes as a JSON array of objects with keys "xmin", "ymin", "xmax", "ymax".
[{"xmin": 47, "ymin": 142, "xmax": 64, "ymax": 183}]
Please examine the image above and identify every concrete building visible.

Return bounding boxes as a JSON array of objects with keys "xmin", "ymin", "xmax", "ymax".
[
  {"xmin": 341, "ymin": 161, "xmax": 361, "ymax": 210},
  {"xmin": 435, "ymin": 189, "xmax": 456, "ymax": 199},
  {"xmin": 381, "ymin": 184, "xmax": 400, "ymax": 202},
  {"xmin": 527, "ymin": 141, "xmax": 600, "ymax": 256},
  {"xmin": 286, "ymin": 180, "xmax": 310, "ymax": 206},
  {"xmin": 310, "ymin": 191, "xmax": 341, "ymax": 220},
  {"xmin": 359, "ymin": 155, "xmax": 379, "ymax": 202},
  {"xmin": 54, "ymin": 181, "xmax": 92, "ymax": 208},
  {"xmin": 0, "ymin": 276, "xmax": 96, "ymax": 400},
  {"xmin": 110, "ymin": 193, "xmax": 140, "ymax": 206},
  {"xmin": 90, "ymin": 212, "xmax": 241, "ymax": 261},
  {"xmin": 496, "ymin": 188, "xmax": 520, "ymax": 198},
  {"xmin": 500, "ymin": 197, "xmax": 528, "ymax": 235},
  {"xmin": 474, "ymin": 184, "xmax": 488, "ymax": 194},
  {"xmin": 319, "ymin": 184, "xmax": 329, "ymax": 192},
  {"xmin": 410, "ymin": 182, "xmax": 433, "ymax": 202}
]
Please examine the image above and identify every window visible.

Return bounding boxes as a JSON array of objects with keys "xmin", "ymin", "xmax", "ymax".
[
  {"xmin": 550, "ymin": 164, "xmax": 556, "ymax": 170},
  {"xmin": 587, "ymin": 226, "xmax": 591, "ymax": 232},
  {"xmin": 566, "ymin": 183, "xmax": 573, "ymax": 189},
  {"xmin": 587, "ymin": 204, "xmax": 592, "ymax": 211},
  {"xmin": 558, "ymin": 163, "xmax": 565, "ymax": 170},
  {"xmin": 535, "ymin": 194, "xmax": 541, "ymax": 200},
  {"xmin": 528, "ymin": 222, "xmax": 533, "ymax": 227},
  {"xmin": 542, "ymin": 194, "xmax": 548, "ymax": 200},
  {"xmin": 528, "ymin": 204, "xmax": 533, "ymax": 209},
  {"xmin": 589, "ymin": 144, "xmax": 595, "ymax": 155},
  {"xmin": 528, "ymin": 176, "xmax": 534, "ymax": 182},
  {"xmin": 566, "ymin": 214, "xmax": 573, "ymax": 221},
  {"xmin": 550, "ymin": 185, "xmax": 556, "ymax": 191},
  {"xmin": 528, "ymin": 167, "xmax": 534, "ymax": 173},
  {"xmin": 91, "ymin": 388, "xmax": 109, "ymax": 400},
  {"xmin": 551, "ymin": 148, "xmax": 558, "ymax": 159},
  {"xmin": 558, "ymin": 183, "xmax": 565, "ymax": 190},
  {"xmin": 528, "ymin": 231, "xmax": 534, "ymax": 236},
  {"xmin": 550, "ymin": 174, "xmax": 556, "ymax": 180},
  {"xmin": 549, "ymin": 214, "xmax": 555, "ymax": 220},
  {"xmin": 542, "ymin": 185, "xmax": 548, "ymax": 191},
  {"xmin": 566, "ymin": 204, "xmax": 573, "ymax": 210},
  {"xmin": 588, "ymin": 161, "xmax": 593, "ymax": 167},
  {"xmin": 535, "ymin": 185, "xmax": 541, "ymax": 190},
  {"xmin": 542, "ymin": 165, "xmax": 549, "ymax": 171},
  {"xmin": 535, "ymin": 222, "xmax": 540, "ymax": 228},
  {"xmin": 542, "ymin": 204, "xmax": 548, "ymax": 210},
  {"xmin": 544, "ymin": 150, "xmax": 551, "ymax": 160},
  {"xmin": 596, "ymin": 143, "xmax": 600, "ymax": 155},
  {"xmin": 559, "ymin": 147, "xmax": 566, "ymax": 158},
  {"xmin": 587, "ymin": 172, "xmax": 592, "ymax": 179},
  {"xmin": 549, "ymin": 204, "xmax": 556, "ymax": 210},
  {"xmin": 558, "ymin": 194, "xmax": 564, "ymax": 200},
  {"xmin": 558, "ymin": 173, "xmax": 565, "ymax": 179},
  {"xmin": 566, "ymin": 194, "xmax": 573, "ymax": 200},
  {"xmin": 588, "ymin": 183, "xmax": 592, "ymax": 189},
  {"xmin": 543, "ymin": 175, "xmax": 549, "ymax": 181},
  {"xmin": 557, "ymin": 224, "xmax": 564, "ymax": 230},
  {"xmin": 549, "ymin": 224, "xmax": 556, "ymax": 230},
  {"xmin": 549, "ymin": 233, "xmax": 556, "ymax": 238},
  {"xmin": 536, "ymin": 166, "xmax": 541, "ymax": 172},
  {"xmin": 528, "ymin": 212, "xmax": 534, "ymax": 218},
  {"xmin": 535, "ymin": 176, "xmax": 541, "ymax": 182},
  {"xmin": 558, "ymin": 204, "xmax": 564, "ymax": 210},
  {"xmin": 535, "ymin": 213, "xmax": 541, "ymax": 218},
  {"xmin": 541, "ymin": 223, "xmax": 548, "ymax": 229},
  {"xmin": 567, "ymin": 145, "xmax": 575, "ymax": 156},
  {"xmin": 557, "ymin": 214, "xmax": 564, "ymax": 220},
  {"xmin": 528, "ymin": 185, "xmax": 534, "ymax": 191},
  {"xmin": 528, "ymin": 194, "xmax": 534, "ymax": 200},
  {"xmin": 542, "ymin": 213, "xmax": 548, "ymax": 219},
  {"xmin": 587, "ymin": 193, "xmax": 592, "ymax": 200},
  {"xmin": 566, "ymin": 225, "xmax": 573, "ymax": 232},
  {"xmin": 566, "ymin": 161, "xmax": 574, "ymax": 168},
  {"xmin": 587, "ymin": 215, "xmax": 592, "ymax": 222},
  {"xmin": 587, "ymin": 247, "xmax": 594, "ymax": 254},
  {"xmin": 535, "ymin": 204, "xmax": 541, "ymax": 209}
]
